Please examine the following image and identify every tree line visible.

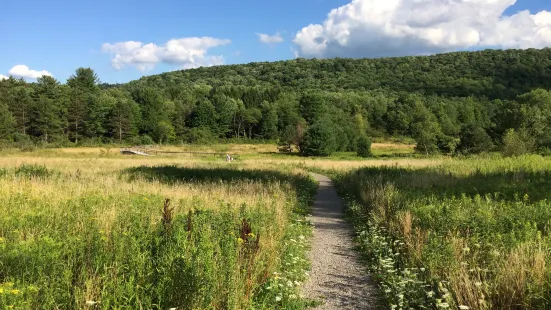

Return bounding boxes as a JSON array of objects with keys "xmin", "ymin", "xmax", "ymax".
[{"xmin": 1, "ymin": 48, "xmax": 551, "ymax": 156}]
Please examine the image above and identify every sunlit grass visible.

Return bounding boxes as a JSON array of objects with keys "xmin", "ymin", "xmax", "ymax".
[
  {"xmin": 0, "ymin": 156, "xmax": 316, "ymax": 309},
  {"xmin": 335, "ymin": 154, "xmax": 551, "ymax": 310}
]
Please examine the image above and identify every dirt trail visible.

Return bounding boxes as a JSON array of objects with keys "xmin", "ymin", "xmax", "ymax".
[{"xmin": 302, "ymin": 173, "xmax": 382, "ymax": 309}]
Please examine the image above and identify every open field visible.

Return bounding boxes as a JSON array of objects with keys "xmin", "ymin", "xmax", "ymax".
[
  {"xmin": 334, "ymin": 154, "xmax": 551, "ymax": 309},
  {"xmin": 0, "ymin": 142, "xmax": 416, "ymax": 158},
  {"xmin": 2, "ymin": 145, "xmax": 548, "ymax": 309},
  {"xmin": 0, "ymin": 155, "xmax": 318, "ymax": 309}
]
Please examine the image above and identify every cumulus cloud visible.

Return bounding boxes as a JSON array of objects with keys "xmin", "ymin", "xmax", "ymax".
[
  {"xmin": 257, "ymin": 33, "xmax": 284, "ymax": 45},
  {"xmin": 101, "ymin": 37, "xmax": 231, "ymax": 71},
  {"xmin": 0, "ymin": 74, "xmax": 8, "ymax": 80},
  {"xmin": 8, "ymin": 65, "xmax": 53, "ymax": 79},
  {"xmin": 293, "ymin": 0, "xmax": 551, "ymax": 58}
]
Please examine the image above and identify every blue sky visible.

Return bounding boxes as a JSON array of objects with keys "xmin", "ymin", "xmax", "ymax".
[{"xmin": 1, "ymin": 0, "xmax": 550, "ymax": 84}]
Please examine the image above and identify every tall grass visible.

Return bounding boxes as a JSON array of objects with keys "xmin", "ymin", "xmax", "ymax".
[
  {"xmin": 0, "ymin": 159, "xmax": 316, "ymax": 309},
  {"xmin": 335, "ymin": 154, "xmax": 551, "ymax": 310}
]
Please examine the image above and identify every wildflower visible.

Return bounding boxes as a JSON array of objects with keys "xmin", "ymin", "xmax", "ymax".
[
  {"xmin": 10, "ymin": 289, "xmax": 20, "ymax": 295},
  {"xmin": 7, "ymin": 306, "xmax": 14, "ymax": 309},
  {"xmin": 0, "ymin": 288, "xmax": 3, "ymax": 294},
  {"xmin": 275, "ymin": 296, "xmax": 282, "ymax": 302},
  {"xmin": 247, "ymin": 232, "xmax": 255, "ymax": 238},
  {"xmin": 459, "ymin": 306, "xmax": 470, "ymax": 310},
  {"xmin": 439, "ymin": 303, "xmax": 450, "ymax": 308},
  {"xmin": 237, "ymin": 238, "xmax": 244, "ymax": 244}
]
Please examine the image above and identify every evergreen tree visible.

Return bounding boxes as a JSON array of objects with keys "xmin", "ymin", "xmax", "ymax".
[
  {"xmin": 300, "ymin": 117, "xmax": 337, "ymax": 157},
  {"xmin": 0, "ymin": 102, "xmax": 15, "ymax": 140},
  {"xmin": 8, "ymin": 87, "xmax": 33, "ymax": 136}
]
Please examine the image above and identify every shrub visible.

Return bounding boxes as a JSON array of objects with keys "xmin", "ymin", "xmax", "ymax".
[
  {"xmin": 15, "ymin": 164, "xmax": 53, "ymax": 179},
  {"xmin": 502, "ymin": 128, "xmax": 536, "ymax": 156},
  {"xmin": 356, "ymin": 135, "xmax": 372, "ymax": 158},
  {"xmin": 140, "ymin": 134, "xmax": 155, "ymax": 145}
]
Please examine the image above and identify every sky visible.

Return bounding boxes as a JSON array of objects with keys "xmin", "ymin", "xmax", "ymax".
[{"xmin": 1, "ymin": 0, "xmax": 550, "ymax": 84}]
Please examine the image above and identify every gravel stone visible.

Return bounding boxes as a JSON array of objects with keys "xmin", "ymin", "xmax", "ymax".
[{"xmin": 302, "ymin": 173, "xmax": 383, "ymax": 310}]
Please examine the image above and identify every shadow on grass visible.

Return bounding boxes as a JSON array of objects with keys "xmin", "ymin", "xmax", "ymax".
[
  {"xmin": 341, "ymin": 165, "xmax": 551, "ymax": 203},
  {"xmin": 123, "ymin": 165, "xmax": 299, "ymax": 185}
]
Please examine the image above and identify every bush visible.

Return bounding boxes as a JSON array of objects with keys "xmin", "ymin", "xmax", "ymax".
[
  {"xmin": 140, "ymin": 135, "xmax": 155, "ymax": 145},
  {"xmin": 15, "ymin": 164, "xmax": 53, "ymax": 179},
  {"xmin": 185, "ymin": 127, "xmax": 216, "ymax": 144},
  {"xmin": 502, "ymin": 128, "xmax": 536, "ymax": 156},
  {"xmin": 299, "ymin": 118, "xmax": 337, "ymax": 157},
  {"xmin": 356, "ymin": 135, "xmax": 372, "ymax": 158}
]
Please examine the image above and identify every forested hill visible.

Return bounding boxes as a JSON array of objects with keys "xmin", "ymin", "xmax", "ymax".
[
  {"xmin": 2, "ymin": 48, "xmax": 551, "ymax": 156},
  {"xmin": 127, "ymin": 48, "xmax": 551, "ymax": 100}
]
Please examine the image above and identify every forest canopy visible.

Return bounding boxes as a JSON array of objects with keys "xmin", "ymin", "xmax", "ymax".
[{"xmin": 1, "ymin": 48, "xmax": 551, "ymax": 156}]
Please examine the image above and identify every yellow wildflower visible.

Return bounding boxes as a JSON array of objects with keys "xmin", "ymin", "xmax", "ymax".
[
  {"xmin": 10, "ymin": 289, "xmax": 21, "ymax": 295},
  {"xmin": 237, "ymin": 238, "xmax": 244, "ymax": 244},
  {"xmin": 247, "ymin": 232, "xmax": 255, "ymax": 238}
]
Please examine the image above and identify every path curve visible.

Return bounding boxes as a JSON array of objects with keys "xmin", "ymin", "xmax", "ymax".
[{"xmin": 302, "ymin": 173, "xmax": 382, "ymax": 309}]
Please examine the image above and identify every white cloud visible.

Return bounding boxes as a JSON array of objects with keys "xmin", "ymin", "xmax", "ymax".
[
  {"xmin": 257, "ymin": 33, "xmax": 284, "ymax": 45},
  {"xmin": 101, "ymin": 37, "xmax": 231, "ymax": 71},
  {"xmin": 8, "ymin": 65, "xmax": 53, "ymax": 79},
  {"xmin": 293, "ymin": 0, "xmax": 551, "ymax": 58},
  {"xmin": 0, "ymin": 74, "xmax": 8, "ymax": 80}
]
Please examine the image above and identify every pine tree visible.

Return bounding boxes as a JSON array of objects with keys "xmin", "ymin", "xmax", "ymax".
[{"xmin": 0, "ymin": 102, "xmax": 15, "ymax": 140}]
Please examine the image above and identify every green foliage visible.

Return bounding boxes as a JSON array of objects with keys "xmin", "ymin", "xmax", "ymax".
[
  {"xmin": 1, "ymin": 48, "xmax": 551, "ymax": 152},
  {"xmin": 185, "ymin": 127, "xmax": 217, "ymax": 144},
  {"xmin": 457, "ymin": 124, "xmax": 494, "ymax": 154},
  {"xmin": 356, "ymin": 135, "xmax": 372, "ymax": 158},
  {"xmin": 502, "ymin": 128, "xmax": 536, "ymax": 156},
  {"xmin": 14, "ymin": 164, "xmax": 53, "ymax": 179},
  {"xmin": 0, "ymin": 102, "xmax": 15, "ymax": 140},
  {"xmin": 0, "ymin": 164, "xmax": 317, "ymax": 309},
  {"xmin": 300, "ymin": 118, "xmax": 337, "ymax": 157},
  {"xmin": 335, "ymin": 155, "xmax": 551, "ymax": 310}
]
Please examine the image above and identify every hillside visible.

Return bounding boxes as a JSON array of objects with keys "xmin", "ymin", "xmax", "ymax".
[{"xmin": 128, "ymin": 48, "xmax": 551, "ymax": 100}]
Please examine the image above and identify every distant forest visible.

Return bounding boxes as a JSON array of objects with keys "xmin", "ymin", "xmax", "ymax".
[{"xmin": 1, "ymin": 48, "xmax": 551, "ymax": 155}]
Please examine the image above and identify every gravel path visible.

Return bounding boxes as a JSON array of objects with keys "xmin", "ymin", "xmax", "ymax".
[{"xmin": 302, "ymin": 173, "xmax": 382, "ymax": 310}]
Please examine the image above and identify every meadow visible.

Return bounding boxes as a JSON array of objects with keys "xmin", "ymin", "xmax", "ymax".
[
  {"xmin": 334, "ymin": 154, "xmax": 551, "ymax": 310},
  {"xmin": 0, "ymin": 152, "xmax": 320, "ymax": 309},
  {"xmin": 2, "ymin": 143, "xmax": 549, "ymax": 310}
]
